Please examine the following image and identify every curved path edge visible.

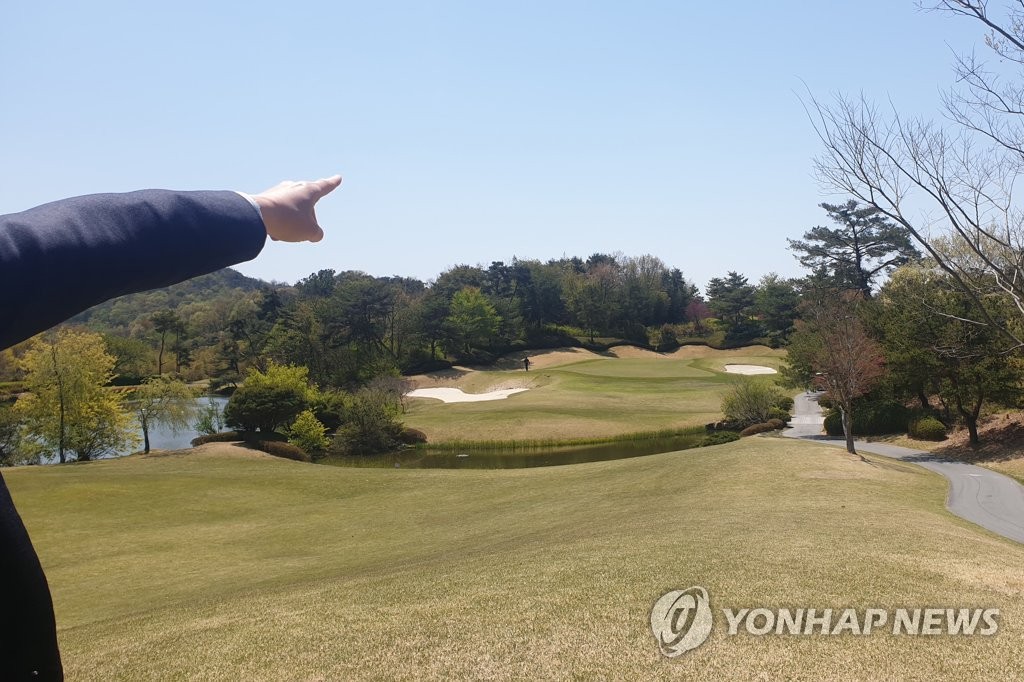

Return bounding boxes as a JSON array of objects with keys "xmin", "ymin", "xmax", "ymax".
[{"xmin": 783, "ymin": 392, "xmax": 1024, "ymax": 544}]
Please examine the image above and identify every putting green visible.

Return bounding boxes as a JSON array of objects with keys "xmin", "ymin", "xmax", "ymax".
[{"xmin": 404, "ymin": 346, "xmax": 787, "ymax": 443}]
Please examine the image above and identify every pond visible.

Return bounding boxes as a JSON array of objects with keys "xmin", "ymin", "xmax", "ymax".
[
  {"xmin": 39, "ymin": 396, "xmax": 229, "ymax": 464},
  {"xmin": 321, "ymin": 432, "xmax": 705, "ymax": 469},
  {"xmin": 135, "ymin": 396, "xmax": 229, "ymax": 452}
]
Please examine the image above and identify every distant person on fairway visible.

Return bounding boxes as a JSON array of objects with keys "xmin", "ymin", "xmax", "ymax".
[
  {"xmin": 0, "ymin": 175, "xmax": 342, "ymax": 681},
  {"xmin": 523, "ymin": 356, "xmax": 531, "ymax": 371}
]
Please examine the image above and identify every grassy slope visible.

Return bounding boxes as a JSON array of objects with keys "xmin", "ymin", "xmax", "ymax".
[
  {"xmin": 5, "ymin": 439, "xmax": 1023, "ymax": 680},
  {"xmin": 404, "ymin": 347, "xmax": 787, "ymax": 442}
]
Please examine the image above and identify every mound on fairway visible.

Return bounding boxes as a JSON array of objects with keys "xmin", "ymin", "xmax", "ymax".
[
  {"xmin": 404, "ymin": 346, "xmax": 786, "ymax": 443},
  {"xmin": 5, "ymin": 438, "xmax": 1022, "ymax": 680}
]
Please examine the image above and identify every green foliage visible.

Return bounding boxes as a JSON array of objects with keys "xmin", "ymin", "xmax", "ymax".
[
  {"xmin": 823, "ymin": 399, "xmax": 909, "ymax": 437},
  {"xmin": 130, "ymin": 376, "xmax": 198, "ymax": 453},
  {"xmin": 398, "ymin": 427, "xmax": 428, "ymax": 445},
  {"xmin": 309, "ymin": 389, "xmax": 347, "ymax": 431},
  {"xmin": 720, "ymin": 379, "xmax": 793, "ymax": 428},
  {"xmin": 753, "ymin": 273, "xmax": 800, "ymax": 343},
  {"xmin": 706, "ymin": 271, "xmax": 759, "ymax": 344},
  {"xmin": 330, "ymin": 387, "xmax": 404, "ymax": 456},
  {"xmin": 877, "ymin": 265, "xmax": 1021, "ymax": 444},
  {"xmin": 788, "ymin": 200, "xmax": 921, "ymax": 298},
  {"xmin": 0, "ymin": 402, "xmax": 29, "ymax": 466},
  {"xmin": 699, "ymin": 431, "xmax": 740, "ymax": 447},
  {"xmin": 287, "ymin": 410, "xmax": 331, "ymax": 459},
  {"xmin": 193, "ymin": 398, "xmax": 225, "ymax": 436},
  {"xmin": 908, "ymin": 416, "xmax": 947, "ymax": 441},
  {"xmin": 102, "ymin": 334, "xmax": 153, "ymax": 384},
  {"xmin": 16, "ymin": 329, "xmax": 137, "ymax": 462},
  {"xmin": 445, "ymin": 286, "xmax": 501, "ymax": 355},
  {"xmin": 654, "ymin": 324, "xmax": 679, "ymax": 352},
  {"xmin": 224, "ymin": 363, "xmax": 313, "ymax": 434}
]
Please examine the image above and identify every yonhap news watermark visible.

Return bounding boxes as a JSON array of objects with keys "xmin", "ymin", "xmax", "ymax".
[{"xmin": 650, "ymin": 586, "xmax": 1000, "ymax": 658}]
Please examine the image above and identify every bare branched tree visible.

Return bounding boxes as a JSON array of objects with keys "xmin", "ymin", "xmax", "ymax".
[
  {"xmin": 801, "ymin": 291, "xmax": 887, "ymax": 456},
  {"xmin": 806, "ymin": 1, "xmax": 1024, "ymax": 348}
]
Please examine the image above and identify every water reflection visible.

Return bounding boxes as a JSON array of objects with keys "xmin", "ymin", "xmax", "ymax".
[{"xmin": 322, "ymin": 433, "xmax": 704, "ymax": 469}]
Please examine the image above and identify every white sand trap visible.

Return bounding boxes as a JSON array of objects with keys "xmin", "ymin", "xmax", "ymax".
[
  {"xmin": 724, "ymin": 364, "xmax": 778, "ymax": 375},
  {"xmin": 408, "ymin": 387, "xmax": 530, "ymax": 403}
]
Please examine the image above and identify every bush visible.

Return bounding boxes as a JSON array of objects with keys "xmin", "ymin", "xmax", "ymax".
[
  {"xmin": 398, "ymin": 427, "xmax": 428, "ymax": 445},
  {"xmin": 739, "ymin": 422, "xmax": 780, "ymax": 437},
  {"xmin": 699, "ymin": 431, "xmax": 740, "ymax": 447},
  {"xmin": 767, "ymin": 418, "xmax": 786, "ymax": 430},
  {"xmin": 287, "ymin": 410, "xmax": 330, "ymax": 458},
  {"xmin": 191, "ymin": 431, "xmax": 242, "ymax": 446},
  {"xmin": 654, "ymin": 324, "xmax": 681, "ymax": 352},
  {"xmin": 224, "ymin": 363, "xmax": 312, "ymax": 434},
  {"xmin": 329, "ymin": 387, "xmax": 405, "ymax": 456},
  {"xmin": 909, "ymin": 416, "xmax": 947, "ymax": 441},
  {"xmin": 721, "ymin": 379, "xmax": 793, "ymax": 428},
  {"xmin": 250, "ymin": 440, "xmax": 311, "ymax": 462},
  {"xmin": 766, "ymin": 407, "xmax": 792, "ymax": 424},
  {"xmin": 823, "ymin": 399, "xmax": 910, "ymax": 436}
]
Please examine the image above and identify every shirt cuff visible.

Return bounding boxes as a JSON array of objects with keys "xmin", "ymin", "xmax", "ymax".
[{"xmin": 235, "ymin": 191, "xmax": 264, "ymax": 220}]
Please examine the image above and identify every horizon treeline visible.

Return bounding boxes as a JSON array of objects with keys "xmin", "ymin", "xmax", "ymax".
[{"xmin": 0, "ymin": 253, "xmax": 801, "ymax": 389}]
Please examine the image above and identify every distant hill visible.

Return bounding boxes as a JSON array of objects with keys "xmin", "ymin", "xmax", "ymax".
[{"xmin": 69, "ymin": 268, "xmax": 272, "ymax": 333}]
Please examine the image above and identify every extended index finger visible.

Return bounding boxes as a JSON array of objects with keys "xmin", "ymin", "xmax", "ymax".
[{"xmin": 308, "ymin": 175, "xmax": 343, "ymax": 199}]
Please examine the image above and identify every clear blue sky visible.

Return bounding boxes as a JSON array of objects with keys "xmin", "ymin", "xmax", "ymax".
[{"xmin": 0, "ymin": 1, "xmax": 979, "ymax": 293}]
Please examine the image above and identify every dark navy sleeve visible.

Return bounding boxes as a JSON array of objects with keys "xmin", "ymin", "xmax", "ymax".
[{"xmin": 0, "ymin": 190, "xmax": 267, "ymax": 350}]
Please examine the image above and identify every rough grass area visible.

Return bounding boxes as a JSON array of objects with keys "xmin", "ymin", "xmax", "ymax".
[
  {"xmin": 4, "ymin": 438, "xmax": 1023, "ymax": 680},
  {"xmin": 404, "ymin": 346, "xmax": 786, "ymax": 442}
]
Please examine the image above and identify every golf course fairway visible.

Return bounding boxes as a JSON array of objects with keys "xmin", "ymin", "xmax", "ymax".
[{"xmin": 4, "ymin": 437, "xmax": 1022, "ymax": 680}]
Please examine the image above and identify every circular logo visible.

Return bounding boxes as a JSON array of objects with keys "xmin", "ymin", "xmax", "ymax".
[{"xmin": 650, "ymin": 586, "xmax": 713, "ymax": 657}]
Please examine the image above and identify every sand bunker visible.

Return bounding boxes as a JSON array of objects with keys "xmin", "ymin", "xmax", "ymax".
[
  {"xmin": 723, "ymin": 364, "xmax": 778, "ymax": 375},
  {"xmin": 408, "ymin": 387, "xmax": 530, "ymax": 403}
]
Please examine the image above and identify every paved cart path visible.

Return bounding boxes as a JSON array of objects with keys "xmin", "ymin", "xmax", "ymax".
[{"xmin": 784, "ymin": 392, "xmax": 1024, "ymax": 544}]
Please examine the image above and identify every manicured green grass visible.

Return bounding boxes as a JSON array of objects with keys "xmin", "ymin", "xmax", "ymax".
[
  {"xmin": 404, "ymin": 347, "xmax": 787, "ymax": 442},
  {"xmin": 5, "ymin": 438, "xmax": 1023, "ymax": 680}
]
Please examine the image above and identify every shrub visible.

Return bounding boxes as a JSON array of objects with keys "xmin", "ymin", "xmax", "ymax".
[
  {"xmin": 699, "ymin": 431, "xmax": 740, "ymax": 447},
  {"xmin": 766, "ymin": 407, "xmax": 792, "ymax": 424},
  {"xmin": 909, "ymin": 416, "xmax": 947, "ymax": 441},
  {"xmin": 287, "ymin": 410, "xmax": 330, "ymax": 458},
  {"xmin": 224, "ymin": 363, "xmax": 313, "ymax": 434},
  {"xmin": 655, "ymin": 324, "xmax": 681, "ymax": 352},
  {"xmin": 191, "ymin": 431, "xmax": 243, "ymax": 446},
  {"xmin": 721, "ymin": 379, "xmax": 793, "ymax": 428},
  {"xmin": 250, "ymin": 440, "xmax": 311, "ymax": 462},
  {"xmin": 823, "ymin": 399, "xmax": 910, "ymax": 436},
  {"xmin": 740, "ymin": 422, "xmax": 778, "ymax": 437},
  {"xmin": 399, "ymin": 427, "xmax": 428, "ymax": 445},
  {"xmin": 329, "ymin": 387, "xmax": 405, "ymax": 456},
  {"xmin": 767, "ymin": 418, "xmax": 786, "ymax": 430}
]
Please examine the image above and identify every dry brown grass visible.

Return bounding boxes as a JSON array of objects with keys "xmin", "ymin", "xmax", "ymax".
[{"xmin": 5, "ymin": 437, "xmax": 1024, "ymax": 680}]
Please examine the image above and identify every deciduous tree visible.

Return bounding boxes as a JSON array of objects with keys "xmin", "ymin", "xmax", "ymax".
[
  {"xmin": 787, "ymin": 291, "xmax": 886, "ymax": 455},
  {"xmin": 807, "ymin": 1, "xmax": 1024, "ymax": 345},
  {"xmin": 16, "ymin": 329, "xmax": 136, "ymax": 462},
  {"xmin": 130, "ymin": 376, "xmax": 198, "ymax": 453}
]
